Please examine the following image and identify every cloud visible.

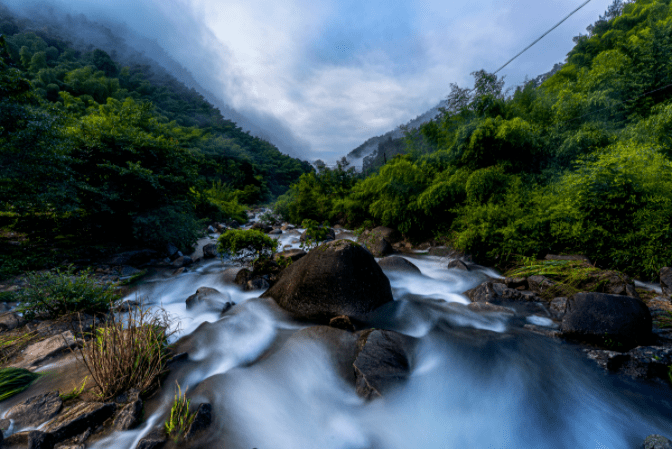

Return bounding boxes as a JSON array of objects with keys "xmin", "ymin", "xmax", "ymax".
[{"xmin": 3, "ymin": 0, "xmax": 617, "ymax": 162}]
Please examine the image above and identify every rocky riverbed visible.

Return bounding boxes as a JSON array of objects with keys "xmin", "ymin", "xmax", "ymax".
[{"xmin": 0, "ymin": 217, "xmax": 671, "ymax": 448}]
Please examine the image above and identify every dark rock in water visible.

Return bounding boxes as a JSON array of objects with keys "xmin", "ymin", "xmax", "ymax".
[
  {"xmin": 290, "ymin": 326, "xmax": 361, "ymax": 384},
  {"xmin": 447, "ymin": 259, "xmax": 471, "ymax": 271},
  {"xmin": 136, "ymin": 428, "xmax": 166, "ymax": 449},
  {"xmin": 0, "ymin": 312, "xmax": 23, "ymax": 331},
  {"xmin": 5, "ymin": 391, "xmax": 63, "ymax": 429},
  {"xmin": 641, "ymin": 434, "xmax": 672, "ymax": 449},
  {"xmin": 463, "ymin": 281, "xmax": 539, "ymax": 304},
  {"xmin": 268, "ymin": 229, "xmax": 283, "ymax": 235},
  {"xmin": 43, "ymin": 402, "xmax": 116, "ymax": 443},
  {"xmin": 220, "ymin": 302, "xmax": 235, "ymax": 315},
  {"xmin": 527, "ymin": 275, "xmax": 556, "ymax": 295},
  {"xmin": 377, "ymin": 256, "xmax": 421, "ymax": 274},
  {"xmin": 549, "ymin": 297, "xmax": 568, "ymax": 319},
  {"xmin": 262, "ymin": 240, "xmax": 393, "ymax": 322},
  {"xmin": 202, "ymin": 243, "xmax": 218, "ymax": 258},
  {"xmin": 245, "ymin": 278, "xmax": 270, "ymax": 291},
  {"xmin": 585, "ymin": 346, "xmax": 672, "ymax": 382},
  {"xmin": 251, "ymin": 222, "xmax": 273, "ymax": 233},
  {"xmin": 165, "ymin": 244, "xmax": 181, "ymax": 260},
  {"xmin": 186, "ymin": 287, "xmax": 231, "ymax": 311},
  {"xmin": 357, "ymin": 227, "xmax": 396, "ymax": 257},
  {"xmin": 329, "ymin": 315, "xmax": 355, "ymax": 332},
  {"xmin": 220, "ymin": 267, "xmax": 244, "ymax": 284},
  {"xmin": 171, "ymin": 256, "xmax": 193, "ymax": 268},
  {"xmin": 660, "ymin": 267, "xmax": 672, "ymax": 297},
  {"xmin": 504, "ymin": 277, "xmax": 527, "ymax": 289},
  {"xmin": 234, "ymin": 269, "xmax": 252, "ymax": 286},
  {"xmin": 185, "ymin": 403, "xmax": 212, "ymax": 440},
  {"xmin": 467, "ymin": 302, "xmax": 515, "ymax": 315},
  {"xmin": 28, "ymin": 430, "xmax": 54, "ymax": 449},
  {"xmin": 113, "ymin": 398, "xmax": 143, "ymax": 431},
  {"xmin": 354, "ymin": 329, "xmax": 414, "ymax": 399},
  {"xmin": 273, "ymin": 249, "xmax": 307, "ymax": 263},
  {"xmin": 523, "ymin": 324, "xmax": 561, "ymax": 338},
  {"xmin": 561, "ymin": 292, "xmax": 652, "ymax": 350},
  {"xmin": 300, "ymin": 227, "xmax": 336, "ymax": 243}
]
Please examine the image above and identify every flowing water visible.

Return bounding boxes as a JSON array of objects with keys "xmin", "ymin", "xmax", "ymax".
[{"xmin": 90, "ymin": 231, "xmax": 672, "ymax": 449}]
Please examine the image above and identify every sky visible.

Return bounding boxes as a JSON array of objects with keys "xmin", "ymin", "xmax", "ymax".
[{"xmin": 5, "ymin": 0, "xmax": 618, "ymax": 162}]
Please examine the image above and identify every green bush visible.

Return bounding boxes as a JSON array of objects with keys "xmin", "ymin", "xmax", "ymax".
[
  {"xmin": 16, "ymin": 266, "xmax": 119, "ymax": 320},
  {"xmin": 300, "ymin": 219, "xmax": 331, "ymax": 250},
  {"xmin": 217, "ymin": 229, "xmax": 278, "ymax": 262}
]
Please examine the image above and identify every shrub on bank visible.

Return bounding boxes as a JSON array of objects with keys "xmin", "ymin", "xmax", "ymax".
[
  {"xmin": 16, "ymin": 266, "xmax": 119, "ymax": 320},
  {"xmin": 217, "ymin": 229, "xmax": 278, "ymax": 263}
]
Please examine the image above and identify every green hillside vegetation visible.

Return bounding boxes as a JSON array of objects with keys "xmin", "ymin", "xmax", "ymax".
[
  {"xmin": 0, "ymin": 7, "xmax": 311, "ymax": 263},
  {"xmin": 276, "ymin": 0, "xmax": 672, "ymax": 279}
]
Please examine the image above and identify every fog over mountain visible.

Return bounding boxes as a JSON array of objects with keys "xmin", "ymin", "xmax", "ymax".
[{"xmin": 3, "ymin": 0, "xmax": 617, "ymax": 163}]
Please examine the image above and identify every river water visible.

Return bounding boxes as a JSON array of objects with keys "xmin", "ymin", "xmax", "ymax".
[{"xmin": 91, "ymin": 230, "xmax": 672, "ymax": 449}]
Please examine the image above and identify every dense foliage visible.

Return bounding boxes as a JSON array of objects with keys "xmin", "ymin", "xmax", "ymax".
[
  {"xmin": 217, "ymin": 229, "xmax": 278, "ymax": 262},
  {"xmin": 277, "ymin": 0, "xmax": 672, "ymax": 279},
  {"xmin": 0, "ymin": 6, "xmax": 311, "ymax": 255}
]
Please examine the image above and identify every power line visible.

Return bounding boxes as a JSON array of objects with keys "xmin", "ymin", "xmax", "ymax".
[{"xmin": 493, "ymin": 0, "xmax": 594, "ymax": 74}]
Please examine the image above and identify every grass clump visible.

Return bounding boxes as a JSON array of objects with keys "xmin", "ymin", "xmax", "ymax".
[
  {"xmin": 0, "ymin": 367, "xmax": 40, "ymax": 401},
  {"xmin": 16, "ymin": 266, "xmax": 119, "ymax": 320},
  {"xmin": 504, "ymin": 258, "xmax": 628, "ymax": 300},
  {"xmin": 77, "ymin": 304, "xmax": 175, "ymax": 401},
  {"xmin": 165, "ymin": 381, "xmax": 197, "ymax": 441}
]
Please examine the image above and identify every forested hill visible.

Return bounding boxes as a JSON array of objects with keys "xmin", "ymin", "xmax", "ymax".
[
  {"xmin": 0, "ymin": 5, "xmax": 312, "ymax": 255},
  {"xmin": 276, "ymin": 0, "xmax": 672, "ymax": 280}
]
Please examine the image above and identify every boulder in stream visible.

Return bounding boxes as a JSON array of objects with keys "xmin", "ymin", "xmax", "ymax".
[
  {"xmin": 5, "ymin": 392, "xmax": 63, "ymax": 430},
  {"xmin": 661, "ymin": 267, "xmax": 672, "ymax": 297},
  {"xmin": 357, "ymin": 227, "xmax": 397, "ymax": 257},
  {"xmin": 262, "ymin": 239, "xmax": 393, "ymax": 322},
  {"xmin": 185, "ymin": 287, "xmax": 231, "ymax": 312},
  {"xmin": 560, "ymin": 292, "xmax": 652, "ymax": 349},
  {"xmin": 640, "ymin": 434, "xmax": 672, "ymax": 449},
  {"xmin": 377, "ymin": 256, "xmax": 421, "ymax": 274}
]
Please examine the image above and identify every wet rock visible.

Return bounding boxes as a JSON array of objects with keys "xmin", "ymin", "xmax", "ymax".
[
  {"xmin": 504, "ymin": 277, "xmax": 527, "ymax": 289},
  {"xmin": 261, "ymin": 240, "xmax": 393, "ymax": 322},
  {"xmin": 357, "ymin": 227, "xmax": 396, "ymax": 257},
  {"xmin": 184, "ymin": 403, "xmax": 212, "ymax": 440},
  {"xmin": 523, "ymin": 324, "xmax": 561, "ymax": 338},
  {"xmin": 561, "ymin": 292, "xmax": 652, "ymax": 350},
  {"xmin": 245, "ymin": 278, "xmax": 270, "ymax": 291},
  {"xmin": 300, "ymin": 227, "xmax": 336, "ymax": 243},
  {"xmin": 5, "ymin": 392, "xmax": 63, "ymax": 429},
  {"xmin": 171, "ymin": 267, "xmax": 187, "ymax": 276},
  {"xmin": 641, "ymin": 434, "xmax": 672, "ymax": 449},
  {"xmin": 43, "ymin": 402, "xmax": 116, "ymax": 443},
  {"xmin": 113, "ymin": 398, "xmax": 143, "ymax": 431},
  {"xmin": 220, "ymin": 267, "xmax": 244, "ymax": 284},
  {"xmin": 29, "ymin": 430, "xmax": 54, "ymax": 449},
  {"xmin": 329, "ymin": 315, "xmax": 355, "ymax": 331},
  {"xmin": 0, "ymin": 312, "xmax": 23, "ymax": 331},
  {"xmin": 202, "ymin": 243, "xmax": 218, "ymax": 258},
  {"xmin": 281, "ymin": 224, "xmax": 295, "ymax": 231},
  {"xmin": 290, "ymin": 326, "xmax": 361, "ymax": 383},
  {"xmin": 12, "ymin": 331, "xmax": 78, "ymax": 369},
  {"xmin": 185, "ymin": 287, "xmax": 231, "ymax": 312},
  {"xmin": 354, "ymin": 329, "xmax": 414, "ymax": 399},
  {"xmin": 467, "ymin": 302, "xmax": 515, "ymax": 315},
  {"xmin": 585, "ymin": 346, "xmax": 672, "ymax": 382},
  {"xmin": 136, "ymin": 428, "xmax": 166, "ymax": 449},
  {"xmin": 660, "ymin": 267, "xmax": 672, "ymax": 297},
  {"xmin": 220, "ymin": 302, "xmax": 235, "ymax": 315},
  {"xmin": 447, "ymin": 259, "xmax": 471, "ymax": 271},
  {"xmin": 549, "ymin": 297, "xmax": 568, "ymax": 319},
  {"xmin": 463, "ymin": 281, "xmax": 538, "ymax": 304},
  {"xmin": 165, "ymin": 244, "xmax": 181, "ymax": 260},
  {"xmin": 527, "ymin": 275, "xmax": 556, "ymax": 295},
  {"xmin": 273, "ymin": 249, "xmax": 307, "ymax": 263},
  {"xmin": 377, "ymin": 256, "xmax": 421, "ymax": 274},
  {"xmin": 171, "ymin": 256, "xmax": 193, "ymax": 268},
  {"xmin": 251, "ymin": 222, "xmax": 273, "ymax": 233},
  {"xmin": 233, "ymin": 268, "xmax": 252, "ymax": 286},
  {"xmin": 268, "ymin": 229, "xmax": 283, "ymax": 235}
]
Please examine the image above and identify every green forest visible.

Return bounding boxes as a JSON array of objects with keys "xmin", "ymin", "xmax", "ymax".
[
  {"xmin": 276, "ymin": 0, "xmax": 672, "ymax": 280},
  {"xmin": 0, "ymin": 5, "xmax": 311, "ymax": 260}
]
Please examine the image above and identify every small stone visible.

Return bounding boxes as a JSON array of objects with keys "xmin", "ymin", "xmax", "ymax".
[
  {"xmin": 447, "ymin": 260, "xmax": 471, "ymax": 271},
  {"xmin": 328, "ymin": 315, "xmax": 355, "ymax": 331},
  {"xmin": 113, "ymin": 399, "xmax": 143, "ymax": 431},
  {"xmin": 202, "ymin": 243, "xmax": 218, "ymax": 259}
]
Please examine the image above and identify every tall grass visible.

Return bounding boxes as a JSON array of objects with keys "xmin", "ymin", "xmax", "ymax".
[
  {"xmin": 0, "ymin": 367, "xmax": 40, "ymax": 401},
  {"xmin": 76, "ymin": 304, "xmax": 176, "ymax": 401}
]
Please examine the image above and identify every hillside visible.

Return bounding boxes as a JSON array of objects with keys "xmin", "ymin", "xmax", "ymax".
[{"xmin": 276, "ymin": 0, "xmax": 672, "ymax": 280}]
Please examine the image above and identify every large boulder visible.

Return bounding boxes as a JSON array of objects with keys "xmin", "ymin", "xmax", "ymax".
[
  {"xmin": 261, "ymin": 240, "xmax": 393, "ymax": 321},
  {"xmin": 357, "ymin": 227, "xmax": 397, "ymax": 257},
  {"xmin": 353, "ymin": 329, "xmax": 414, "ymax": 399},
  {"xmin": 377, "ymin": 256, "xmax": 421, "ymax": 274},
  {"xmin": 661, "ymin": 267, "xmax": 672, "ymax": 297},
  {"xmin": 5, "ymin": 392, "xmax": 63, "ymax": 429},
  {"xmin": 560, "ymin": 292, "xmax": 652, "ymax": 349},
  {"xmin": 43, "ymin": 402, "xmax": 116, "ymax": 444}
]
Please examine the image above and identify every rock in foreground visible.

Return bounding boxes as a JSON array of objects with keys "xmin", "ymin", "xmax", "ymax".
[
  {"xmin": 560, "ymin": 292, "xmax": 652, "ymax": 349},
  {"xmin": 262, "ymin": 240, "xmax": 393, "ymax": 321}
]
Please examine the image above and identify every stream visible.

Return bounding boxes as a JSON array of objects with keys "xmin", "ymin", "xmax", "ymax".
[{"xmin": 90, "ymin": 230, "xmax": 672, "ymax": 449}]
